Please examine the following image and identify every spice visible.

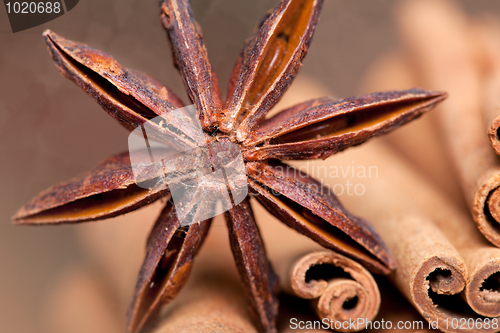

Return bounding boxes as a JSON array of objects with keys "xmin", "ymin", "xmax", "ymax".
[
  {"xmin": 278, "ymin": 251, "xmax": 380, "ymax": 332},
  {"xmin": 320, "ymin": 141, "xmax": 481, "ymax": 332},
  {"xmin": 364, "ymin": 51, "xmax": 500, "ymax": 319},
  {"xmin": 13, "ymin": 0, "xmax": 446, "ymax": 332},
  {"xmin": 398, "ymin": 0, "xmax": 500, "ymax": 249}
]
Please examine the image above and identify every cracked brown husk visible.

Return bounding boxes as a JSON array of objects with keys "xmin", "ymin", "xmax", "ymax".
[{"xmin": 12, "ymin": 0, "xmax": 447, "ymax": 332}]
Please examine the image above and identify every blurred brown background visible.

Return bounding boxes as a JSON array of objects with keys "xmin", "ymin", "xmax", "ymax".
[{"xmin": 1, "ymin": 1, "xmax": 500, "ymax": 332}]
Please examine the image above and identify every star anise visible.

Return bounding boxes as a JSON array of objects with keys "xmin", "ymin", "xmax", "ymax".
[{"xmin": 13, "ymin": 0, "xmax": 446, "ymax": 332}]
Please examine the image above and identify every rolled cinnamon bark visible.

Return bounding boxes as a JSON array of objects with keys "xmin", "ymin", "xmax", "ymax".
[
  {"xmin": 363, "ymin": 51, "xmax": 500, "ymax": 319},
  {"xmin": 275, "ymin": 250, "xmax": 380, "ymax": 332},
  {"xmin": 397, "ymin": 0, "xmax": 500, "ymax": 248},
  {"xmin": 290, "ymin": 139, "xmax": 500, "ymax": 332},
  {"xmin": 381, "ymin": 140, "xmax": 500, "ymax": 319},
  {"xmin": 290, "ymin": 143, "xmax": 468, "ymax": 332},
  {"xmin": 365, "ymin": 0, "xmax": 500, "ymax": 318}
]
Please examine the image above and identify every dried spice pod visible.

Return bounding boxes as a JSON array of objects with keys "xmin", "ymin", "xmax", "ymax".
[
  {"xmin": 13, "ymin": 0, "xmax": 449, "ymax": 332},
  {"xmin": 13, "ymin": 152, "xmax": 168, "ymax": 224},
  {"xmin": 43, "ymin": 31, "xmax": 200, "ymax": 150},
  {"xmin": 224, "ymin": 199, "xmax": 279, "ymax": 333},
  {"xmin": 129, "ymin": 70, "xmax": 184, "ymax": 109},
  {"xmin": 160, "ymin": 0, "xmax": 223, "ymax": 131},
  {"xmin": 127, "ymin": 202, "xmax": 211, "ymax": 333},
  {"xmin": 243, "ymin": 90, "xmax": 446, "ymax": 161},
  {"xmin": 222, "ymin": 0, "xmax": 323, "ymax": 139},
  {"xmin": 247, "ymin": 162, "xmax": 394, "ymax": 274},
  {"xmin": 397, "ymin": 0, "xmax": 500, "ymax": 248},
  {"xmin": 150, "ymin": 217, "xmax": 260, "ymax": 333},
  {"xmin": 282, "ymin": 251, "xmax": 380, "ymax": 332}
]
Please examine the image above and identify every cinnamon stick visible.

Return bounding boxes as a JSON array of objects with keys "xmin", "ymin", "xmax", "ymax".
[
  {"xmin": 291, "ymin": 139, "xmax": 500, "ymax": 332},
  {"xmin": 368, "ymin": 0, "xmax": 500, "ymax": 318},
  {"xmin": 397, "ymin": 0, "xmax": 500, "ymax": 248},
  {"xmin": 362, "ymin": 51, "xmax": 500, "ymax": 319},
  {"xmin": 276, "ymin": 250, "xmax": 380, "ymax": 332},
  {"xmin": 377, "ymin": 141, "xmax": 500, "ymax": 319},
  {"xmin": 485, "ymin": 73, "xmax": 500, "ymax": 156}
]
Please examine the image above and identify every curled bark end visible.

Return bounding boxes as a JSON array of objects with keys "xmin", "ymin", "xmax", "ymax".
[{"xmin": 287, "ymin": 251, "xmax": 380, "ymax": 332}]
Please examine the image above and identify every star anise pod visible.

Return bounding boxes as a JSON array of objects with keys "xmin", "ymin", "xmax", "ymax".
[{"xmin": 13, "ymin": 0, "xmax": 446, "ymax": 332}]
